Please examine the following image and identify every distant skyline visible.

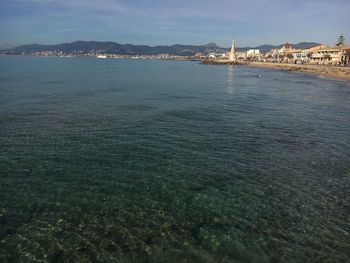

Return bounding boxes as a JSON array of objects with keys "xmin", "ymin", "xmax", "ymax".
[{"xmin": 1, "ymin": 0, "xmax": 349, "ymax": 49}]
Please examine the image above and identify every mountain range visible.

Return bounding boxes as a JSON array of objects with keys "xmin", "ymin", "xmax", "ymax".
[{"xmin": 0, "ymin": 41, "xmax": 321, "ymax": 56}]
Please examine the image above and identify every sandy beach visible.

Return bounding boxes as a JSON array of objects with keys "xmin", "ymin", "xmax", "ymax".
[{"xmin": 247, "ymin": 62, "xmax": 350, "ymax": 81}]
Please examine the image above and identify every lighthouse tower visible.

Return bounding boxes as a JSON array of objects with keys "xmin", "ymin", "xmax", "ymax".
[{"xmin": 229, "ymin": 40, "xmax": 236, "ymax": 62}]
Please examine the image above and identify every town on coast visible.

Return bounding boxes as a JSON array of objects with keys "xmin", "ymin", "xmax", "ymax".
[
  {"xmin": 202, "ymin": 37, "xmax": 350, "ymax": 81},
  {"xmin": 1, "ymin": 35, "xmax": 350, "ymax": 80},
  {"xmin": 203, "ymin": 37, "xmax": 350, "ymax": 66}
]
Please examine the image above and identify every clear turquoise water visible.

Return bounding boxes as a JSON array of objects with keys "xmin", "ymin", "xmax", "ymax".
[{"xmin": 0, "ymin": 56, "xmax": 349, "ymax": 262}]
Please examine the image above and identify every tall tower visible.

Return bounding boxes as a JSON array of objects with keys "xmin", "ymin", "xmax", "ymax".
[{"xmin": 229, "ymin": 40, "xmax": 236, "ymax": 62}]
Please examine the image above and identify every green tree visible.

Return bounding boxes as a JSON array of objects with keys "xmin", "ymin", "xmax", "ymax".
[{"xmin": 336, "ymin": 34, "xmax": 345, "ymax": 46}]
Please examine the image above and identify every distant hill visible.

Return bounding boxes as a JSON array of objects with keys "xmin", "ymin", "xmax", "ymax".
[
  {"xmin": 292, "ymin": 42, "xmax": 321, "ymax": 49},
  {"xmin": 1, "ymin": 41, "xmax": 226, "ymax": 56},
  {"xmin": 1, "ymin": 41, "xmax": 321, "ymax": 55}
]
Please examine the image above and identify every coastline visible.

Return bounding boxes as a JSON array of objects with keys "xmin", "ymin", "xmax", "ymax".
[
  {"xmin": 246, "ymin": 62, "xmax": 350, "ymax": 81},
  {"xmin": 2, "ymin": 54, "xmax": 350, "ymax": 81}
]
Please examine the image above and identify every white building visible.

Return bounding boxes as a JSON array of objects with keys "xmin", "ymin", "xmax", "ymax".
[{"xmin": 247, "ymin": 49, "xmax": 260, "ymax": 57}]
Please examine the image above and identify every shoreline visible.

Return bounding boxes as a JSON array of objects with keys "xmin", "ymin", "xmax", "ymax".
[
  {"xmin": 246, "ymin": 62, "xmax": 350, "ymax": 81},
  {"xmin": 2, "ymin": 55, "xmax": 350, "ymax": 81}
]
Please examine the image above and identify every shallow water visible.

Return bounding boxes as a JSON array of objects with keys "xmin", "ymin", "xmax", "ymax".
[{"xmin": 0, "ymin": 56, "xmax": 349, "ymax": 262}]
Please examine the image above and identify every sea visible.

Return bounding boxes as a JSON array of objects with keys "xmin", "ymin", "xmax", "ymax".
[{"xmin": 0, "ymin": 56, "xmax": 349, "ymax": 262}]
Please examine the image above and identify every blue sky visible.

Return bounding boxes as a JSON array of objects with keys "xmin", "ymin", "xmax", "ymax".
[{"xmin": 0, "ymin": 0, "xmax": 349, "ymax": 48}]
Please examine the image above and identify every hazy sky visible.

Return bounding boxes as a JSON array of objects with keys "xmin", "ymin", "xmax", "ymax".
[{"xmin": 1, "ymin": 0, "xmax": 349, "ymax": 48}]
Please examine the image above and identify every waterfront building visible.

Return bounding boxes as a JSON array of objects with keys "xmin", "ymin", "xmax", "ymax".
[
  {"xmin": 340, "ymin": 46, "xmax": 350, "ymax": 65},
  {"xmin": 247, "ymin": 49, "xmax": 260, "ymax": 57},
  {"xmin": 291, "ymin": 49, "xmax": 302, "ymax": 61},
  {"xmin": 291, "ymin": 49, "xmax": 310, "ymax": 63},
  {"xmin": 247, "ymin": 49, "xmax": 260, "ymax": 61},
  {"xmin": 308, "ymin": 45, "xmax": 341, "ymax": 65}
]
